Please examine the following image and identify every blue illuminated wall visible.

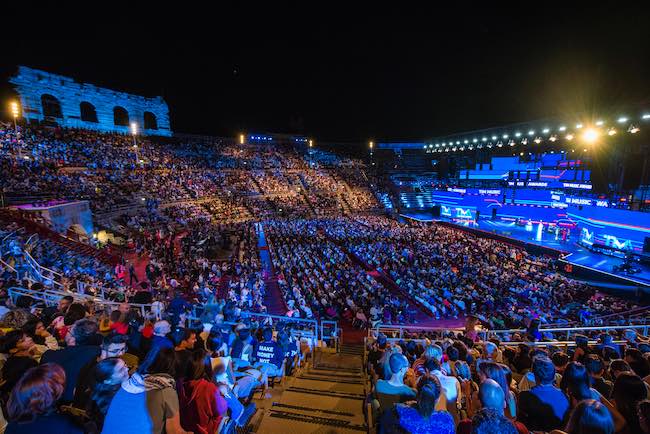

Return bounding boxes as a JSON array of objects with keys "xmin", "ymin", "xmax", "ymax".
[{"xmin": 10, "ymin": 66, "xmax": 171, "ymax": 136}]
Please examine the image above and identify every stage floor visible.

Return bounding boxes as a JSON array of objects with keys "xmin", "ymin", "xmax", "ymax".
[{"xmin": 401, "ymin": 212, "xmax": 650, "ymax": 287}]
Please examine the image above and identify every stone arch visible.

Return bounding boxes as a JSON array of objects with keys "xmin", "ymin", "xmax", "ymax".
[
  {"xmin": 113, "ymin": 106, "xmax": 129, "ymax": 126},
  {"xmin": 80, "ymin": 101, "xmax": 98, "ymax": 122},
  {"xmin": 41, "ymin": 94, "xmax": 62, "ymax": 118},
  {"xmin": 143, "ymin": 111, "xmax": 158, "ymax": 130}
]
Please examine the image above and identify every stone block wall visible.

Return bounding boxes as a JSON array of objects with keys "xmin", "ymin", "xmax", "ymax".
[{"xmin": 10, "ymin": 66, "xmax": 171, "ymax": 136}]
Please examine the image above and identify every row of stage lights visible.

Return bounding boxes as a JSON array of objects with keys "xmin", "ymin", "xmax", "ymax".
[{"xmin": 424, "ymin": 115, "xmax": 648, "ymax": 154}]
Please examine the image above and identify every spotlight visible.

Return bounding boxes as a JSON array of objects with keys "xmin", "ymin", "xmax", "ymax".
[
  {"xmin": 528, "ymin": 130, "xmax": 535, "ymax": 135},
  {"xmin": 607, "ymin": 128, "xmax": 617, "ymax": 136},
  {"xmin": 595, "ymin": 120, "xmax": 604, "ymax": 126},
  {"xmin": 534, "ymin": 137, "xmax": 542, "ymax": 144},
  {"xmin": 521, "ymin": 138, "xmax": 528, "ymax": 145},
  {"xmin": 515, "ymin": 132, "xmax": 521, "ymax": 137},
  {"xmin": 582, "ymin": 128, "xmax": 599, "ymax": 143},
  {"xmin": 502, "ymin": 134, "xmax": 509, "ymax": 139},
  {"xmin": 628, "ymin": 124, "xmax": 640, "ymax": 134},
  {"xmin": 618, "ymin": 117, "xmax": 628, "ymax": 124},
  {"xmin": 491, "ymin": 135, "xmax": 497, "ymax": 140},
  {"xmin": 549, "ymin": 135, "xmax": 557, "ymax": 142},
  {"xmin": 542, "ymin": 128, "xmax": 550, "ymax": 134},
  {"xmin": 643, "ymin": 114, "xmax": 650, "ymax": 120},
  {"xmin": 576, "ymin": 123, "xmax": 583, "ymax": 129},
  {"xmin": 482, "ymin": 137, "xmax": 487, "ymax": 142},
  {"xmin": 559, "ymin": 126, "xmax": 566, "ymax": 131},
  {"xmin": 566, "ymin": 133, "xmax": 574, "ymax": 140}
]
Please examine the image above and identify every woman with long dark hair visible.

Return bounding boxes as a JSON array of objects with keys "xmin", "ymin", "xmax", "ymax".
[
  {"xmin": 177, "ymin": 349, "xmax": 227, "ymax": 434},
  {"xmin": 84, "ymin": 358, "xmax": 129, "ymax": 433},
  {"xmin": 560, "ymin": 362, "xmax": 599, "ymax": 404},
  {"xmin": 611, "ymin": 372, "xmax": 647, "ymax": 434},
  {"xmin": 556, "ymin": 399, "xmax": 615, "ymax": 434}
]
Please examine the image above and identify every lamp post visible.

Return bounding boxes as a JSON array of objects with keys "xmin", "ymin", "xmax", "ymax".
[
  {"xmin": 10, "ymin": 101, "xmax": 21, "ymax": 161},
  {"xmin": 369, "ymin": 141, "xmax": 374, "ymax": 166},
  {"xmin": 309, "ymin": 139, "xmax": 313, "ymax": 166},
  {"xmin": 131, "ymin": 122, "xmax": 139, "ymax": 165}
]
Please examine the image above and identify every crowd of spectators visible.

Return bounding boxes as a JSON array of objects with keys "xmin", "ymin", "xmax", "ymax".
[{"xmin": 367, "ymin": 327, "xmax": 650, "ymax": 433}]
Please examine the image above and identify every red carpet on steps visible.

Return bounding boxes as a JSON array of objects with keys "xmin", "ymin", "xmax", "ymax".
[{"xmin": 263, "ymin": 275, "xmax": 288, "ymax": 316}]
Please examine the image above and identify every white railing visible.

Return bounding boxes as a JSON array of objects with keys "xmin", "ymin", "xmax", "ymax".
[
  {"xmin": 487, "ymin": 324, "xmax": 650, "ymax": 341},
  {"xmin": 370, "ymin": 324, "xmax": 466, "ymax": 340},
  {"xmin": 8, "ymin": 286, "xmax": 153, "ymax": 316},
  {"xmin": 22, "ymin": 250, "xmax": 65, "ymax": 290}
]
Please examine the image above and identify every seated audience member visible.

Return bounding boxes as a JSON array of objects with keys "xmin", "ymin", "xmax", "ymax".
[
  {"xmin": 639, "ymin": 399, "xmax": 650, "ymax": 434},
  {"xmin": 551, "ymin": 399, "xmax": 614, "ymax": 434},
  {"xmin": 611, "ymin": 372, "xmax": 648, "ymax": 434},
  {"xmin": 102, "ymin": 348, "xmax": 190, "ymax": 434},
  {"xmin": 518, "ymin": 355, "xmax": 570, "ymax": 432},
  {"xmin": 458, "ymin": 379, "xmax": 526, "ymax": 434},
  {"xmin": 626, "ymin": 348, "xmax": 650, "ymax": 378},
  {"xmin": 178, "ymin": 350, "xmax": 227, "ymax": 434},
  {"xmin": 560, "ymin": 362, "xmax": 600, "ymax": 405},
  {"xmin": 5, "ymin": 363, "xmax": 82, "ymax": 434},
  {"xmin": 380, "ymin": 375, "xmax": 454, "ymax": 434},
  {"xmin": 374, "ymin": 353, "xmax": 417, "ymax": 411},
  {"xmin": 426, "ymin": 357, "xmax": 461, "ymax": 424},
  {"xmin": 252, "ymin": 327, "xmax": 284, "ymax": 398},
  {"xmin": 40, "ymin": 318, "xmax": 101, "ymax": 403},
  {"xmin": 231, "ymin": 327, "xmax": 256, "ymax": 369},
  {"xmin": 468, "ymin": 408, "xmax": 518, "ymax": 434},
  {"xmin": 585, "ymin": 354, "xmax": 613, "ymax": 399}
]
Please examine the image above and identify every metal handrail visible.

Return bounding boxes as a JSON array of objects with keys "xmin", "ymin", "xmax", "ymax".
[{"xmin": 7, "ymin": 286, "xmax": 153, "ymax": 316}]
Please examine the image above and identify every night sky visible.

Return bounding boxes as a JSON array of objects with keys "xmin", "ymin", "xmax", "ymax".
[{"xmin": 2, "ymin": 4, "xmax": 650, "ymax": 143}]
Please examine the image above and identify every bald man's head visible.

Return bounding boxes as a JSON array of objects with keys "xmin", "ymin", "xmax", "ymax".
[{"xmin": 479, "ymin": 379, "xmax": 505, "ymax": 413}]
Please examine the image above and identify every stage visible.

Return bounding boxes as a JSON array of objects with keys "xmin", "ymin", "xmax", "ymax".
[{"xmin": 400, "ymin": 212, "xmax": 650, "ymax": 290}]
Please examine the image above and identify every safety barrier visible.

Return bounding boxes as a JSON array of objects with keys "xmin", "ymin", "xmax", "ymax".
[
  {"xmin": 7, "ymin": 286, "xmax": 153, "ymax": 316},
  {"xmin": 369, "ymin": 324, "xmax": 466, "ymax": 340},
  {"xmin": 487, "ymin": 324, "xmax": 650, "ymax": 341}
]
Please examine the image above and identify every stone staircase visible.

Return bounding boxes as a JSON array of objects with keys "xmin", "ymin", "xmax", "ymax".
[{"xmin": 253, "ymin": 349, "xmax": 368, "ymax": 433}]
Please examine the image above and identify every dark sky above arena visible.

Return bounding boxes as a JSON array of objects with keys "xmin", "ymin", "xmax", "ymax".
[{"xmin": 2, "ymin": 4, "xmax": 650, "ymax": 143}]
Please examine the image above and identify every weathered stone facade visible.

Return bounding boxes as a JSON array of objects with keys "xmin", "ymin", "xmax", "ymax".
[{"xmin": 10, "ymin": 66, "xmax": 171, "ymax": 136}]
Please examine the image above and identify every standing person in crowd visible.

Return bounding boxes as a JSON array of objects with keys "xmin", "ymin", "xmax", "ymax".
[
  {"xmin": 40, "ymin": 318, "xmax": 101, "ymax": 403},
  {"xmin": 0, "ymin": 331, "xmax": 38, "ymax": 401},
  {"xmin": 171, "ymin": 328, "xmax": 197, "ymax": 382},
  {"xmin": 102, "ymin": 348, "xmax": 189, "ymax": 434},
  {"xmin": 84, "ymin": 358, "xmax": 130, "ymax": 434},
  {"xmin": 5, "ymin": 364, "xmax": 82, "ymax": 434},
  {"xmin": 141, "ymin": 320, "xmax": 173, "ymax": 372},
  {"xmin": 177, "ymin": 350, "xmax": 227, "ymax": 434}
]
